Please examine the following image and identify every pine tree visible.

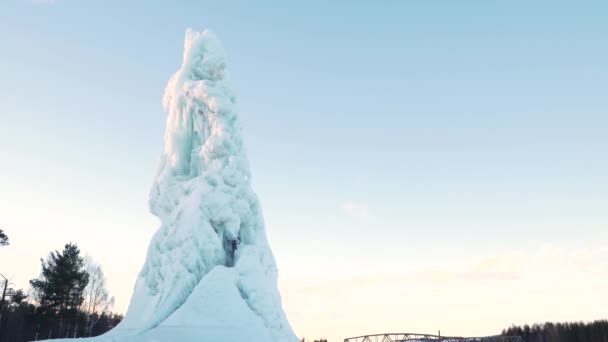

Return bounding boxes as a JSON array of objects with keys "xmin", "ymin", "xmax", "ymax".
[
  {"xmin": 9, "ymin": 289, "xmax": 27, "ymax": 307},
  {"xmin": 0, "ymin": 229, "xmax": 9, "ymax": 246},
  {"xmin": 30, "ymin": 243, "xmax": 89, "ymax": 337}
]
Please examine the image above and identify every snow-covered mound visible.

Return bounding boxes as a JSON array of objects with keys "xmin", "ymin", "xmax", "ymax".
[
  {"xmin": 56, "ymin": 29, "xmax": 297, "ymax": 342},
  {"xmin": 134, "ymin": 267, "xmax": 275, "ymax": 341}
]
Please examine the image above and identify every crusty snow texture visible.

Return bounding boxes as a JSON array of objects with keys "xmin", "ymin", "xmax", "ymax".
[{"xmin": 60, "ymin": 29, "xmax": 297, "ymax": 342}]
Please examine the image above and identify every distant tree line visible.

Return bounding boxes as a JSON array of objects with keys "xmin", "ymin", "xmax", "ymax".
[
  {"xmin": 0, "ymin": 230, "xmax": 122, "ymax": 342},
  {"xmin": 502, "ymin": 320, "xmax": 608, "ymax": 342}
]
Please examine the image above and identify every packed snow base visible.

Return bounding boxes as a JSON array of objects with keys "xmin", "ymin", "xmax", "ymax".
[{"xmin": 50, "ymin": 29, "xmax": 297, "ymax": 342}]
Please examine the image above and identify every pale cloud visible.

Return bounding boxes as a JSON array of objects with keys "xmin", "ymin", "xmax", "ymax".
[
  {"xmin": 282, "ymin": 243, "xmax": 608, "ymax": 295},
  {"xmin": 439, "ymin": 244, "xmax": 607, "ymax": 280},
  {"xmin": 30, "ymin": 0, "xmax": 56, "ymax": 5},
  {"xmin": 538, "ymin": 243, "xmax": 595, "ymax": 266},
  {"xmin": 413, "ymin": 269, "xmax": 522, "ymax": 282},
  {"xmin": 340, "ymin": 201, "xmax": 370, "ymax": 218}
]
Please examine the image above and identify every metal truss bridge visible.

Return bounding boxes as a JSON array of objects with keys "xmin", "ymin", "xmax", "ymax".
[{"xmin": 344, "ymin": 333, "xmax": 524, "ymax": 342}]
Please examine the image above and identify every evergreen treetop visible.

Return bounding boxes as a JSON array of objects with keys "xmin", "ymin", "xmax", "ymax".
[
  {"xmin": 30, "ymin": 243, "xmax": 89, "ymax": 311},
  {"xmin": 0, "ymin": 229, "xmax": 8, "ymax": 246}
]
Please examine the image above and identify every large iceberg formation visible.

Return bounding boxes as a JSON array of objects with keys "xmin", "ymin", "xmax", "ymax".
[{"xmin": 77, "ymin": 29, "xmax": 297, "ymax": 341}]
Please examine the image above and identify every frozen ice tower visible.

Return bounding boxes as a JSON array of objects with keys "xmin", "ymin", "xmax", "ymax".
[{"xmin": 86, "ymin": 29, "xmax": 297, "ymax": 342}]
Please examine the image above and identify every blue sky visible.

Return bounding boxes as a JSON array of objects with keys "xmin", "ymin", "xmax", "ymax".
[{"xmin": 1, "ymin": 1, "xmax": 607, "ymax": 341}]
